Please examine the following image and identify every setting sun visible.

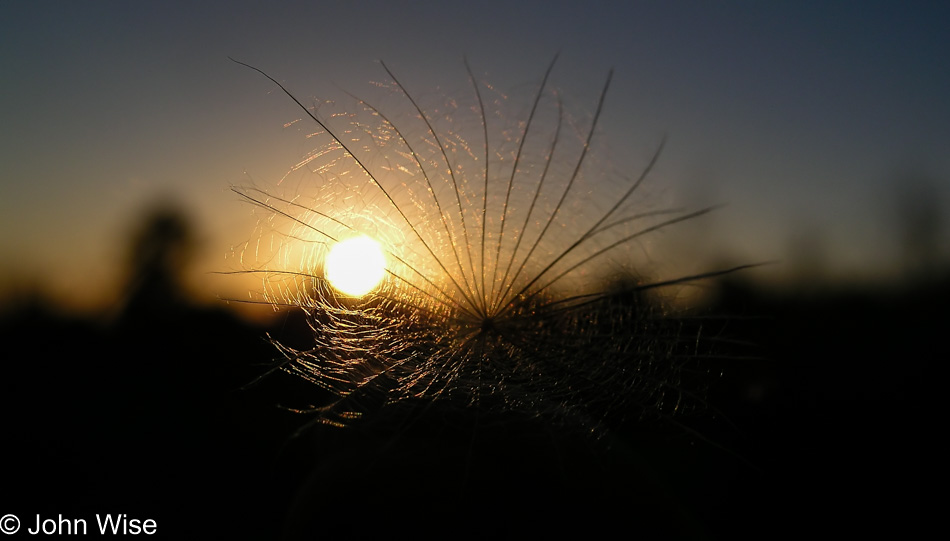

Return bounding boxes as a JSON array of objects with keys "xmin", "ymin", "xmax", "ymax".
[{"xmin": 324, "ymin": 236, "xmax": 387, "ymax": 296}]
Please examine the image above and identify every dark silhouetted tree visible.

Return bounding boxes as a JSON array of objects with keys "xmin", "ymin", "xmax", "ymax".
[{"xmin": 117, "ymin": 202, "xmax": 195, "ymax": 320}]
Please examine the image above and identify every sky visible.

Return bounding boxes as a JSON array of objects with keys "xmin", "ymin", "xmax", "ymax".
[{"xmin": 2, "ymin": 1, "xmax": 948, "ymax": 315}]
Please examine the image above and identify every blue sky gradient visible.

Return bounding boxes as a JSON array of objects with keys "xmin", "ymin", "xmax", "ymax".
[{"xmin": 2, "ymin": 1, "xmax": 948, "ymax": 311}]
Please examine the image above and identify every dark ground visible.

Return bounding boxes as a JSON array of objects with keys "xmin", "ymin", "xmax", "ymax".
[{"xmin": 1, "ymin": 269, "xmax": 943, "ymax": 538}]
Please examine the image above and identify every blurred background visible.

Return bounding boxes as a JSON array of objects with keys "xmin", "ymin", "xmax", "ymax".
[
  {"xmin": 1, "ymin": 1, "xmax": 946, "ymax": 538},
  {"xmin": 2, "ymin": 0, "xmax": 948, "ymax": 313}
]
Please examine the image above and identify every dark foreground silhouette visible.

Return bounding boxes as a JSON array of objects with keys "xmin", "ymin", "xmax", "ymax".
[{"xmin": 0, "ymin": 207, "xmax": 941, "ymax": 537}]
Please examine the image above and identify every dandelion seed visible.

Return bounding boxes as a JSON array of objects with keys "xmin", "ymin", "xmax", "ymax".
[{"xmin": 230, "ymin": 56, "xmax": 753, "ymax": 433}]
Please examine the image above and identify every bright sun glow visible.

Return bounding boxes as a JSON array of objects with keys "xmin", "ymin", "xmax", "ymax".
[{"xmin": 324, "ymin": 236, "xmax": 386, "ymax": 296}]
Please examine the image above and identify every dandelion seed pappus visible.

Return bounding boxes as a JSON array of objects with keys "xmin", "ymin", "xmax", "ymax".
[{"xmin": 229, "ymin": 55, "xmax": 752, "ymax": 436}]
